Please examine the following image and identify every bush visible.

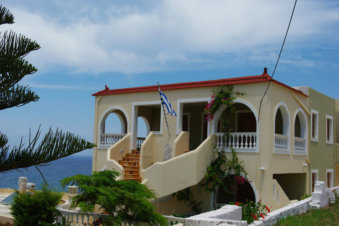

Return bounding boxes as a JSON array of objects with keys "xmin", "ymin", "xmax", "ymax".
[
  {"xmin": 235, "ymin": 200, "xmax": 270, "ymax": 224},
  {"xmin": 10, "ymin": 185, "xmax": 61, "ymax": 226},
  {"xmin": 61, "ymin": 170, "xmax": 168, "ymax": 226}
]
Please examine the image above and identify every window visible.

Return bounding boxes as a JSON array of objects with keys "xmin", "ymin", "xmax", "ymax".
[
  {"xmin": 311, "ymin": 169, "xmax": 318, "ymax": 192},
  {"xmin": 326, "ymin": 169, "xmax": 333, "ymax": 188},
  {"xmin": 311, "ymin": 110, "xmax": 318, "ymax": 141},
  {"xmin": 326, "ymin": 115, "xmax": 333, "ymax": 144}
]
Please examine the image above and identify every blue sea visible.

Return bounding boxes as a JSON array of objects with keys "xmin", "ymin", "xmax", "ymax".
[{"xmin": 0, "ymin": 155, "xmax": 92, "ymax": 191}]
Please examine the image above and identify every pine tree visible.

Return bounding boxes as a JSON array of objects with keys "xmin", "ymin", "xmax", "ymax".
[{"xmin": 0, "ymin": 5, "xmax": 94, "ymax": 172}]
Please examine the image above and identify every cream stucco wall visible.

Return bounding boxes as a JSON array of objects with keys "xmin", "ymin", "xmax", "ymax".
[{"xmin": 93, "ymin": 80, "xmax": 310, "ymax": 211}]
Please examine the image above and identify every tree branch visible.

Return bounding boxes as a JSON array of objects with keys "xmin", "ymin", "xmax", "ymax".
[{"xmin": 0, "ymin": 128, "xmax": 95, "ymax": 172}]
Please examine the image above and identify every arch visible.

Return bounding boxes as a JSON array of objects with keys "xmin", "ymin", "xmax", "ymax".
[
  {"xmin": 138, "ymin": 116, "xmax": 150, "ymax": 137},
  {"xmin": 98, "ymin": 106, "xmax": 129, "ymax": 146},
  {"xmin": 215, "ymin": 174, "xmax": 258, "ymax": 205},
  {"xmin": 273, "ymin": 102, "xmax": 290, "ymax": 136},
  {"xmin": 212, "ymin": 98, "xmax": 258, "ymax": 133},
  {"xmin": 293, "ymin": 108, "xmax": 307, "ymax": 138}
]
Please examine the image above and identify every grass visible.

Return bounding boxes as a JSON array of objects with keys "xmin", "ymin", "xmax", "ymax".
[{"xmin": 275, "ymin": 197, "xmax": 339, "ymax": 226}]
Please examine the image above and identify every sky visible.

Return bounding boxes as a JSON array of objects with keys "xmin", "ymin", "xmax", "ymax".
[{"xmin": 0, "ymin": 0, "xmax": 338, "ymax": 156}]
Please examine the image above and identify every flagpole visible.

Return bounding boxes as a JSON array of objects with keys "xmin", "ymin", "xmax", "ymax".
[{"xmin": 158, "ymin": 82, "xmax": 171, "ymax": 145}]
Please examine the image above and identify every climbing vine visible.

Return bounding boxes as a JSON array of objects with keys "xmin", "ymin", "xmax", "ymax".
[{"xmin": 203, "ymin": 85, "xmax": 247, "ymax": 203}]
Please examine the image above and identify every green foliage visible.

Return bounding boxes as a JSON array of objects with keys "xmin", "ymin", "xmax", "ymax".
[
  {"xmin": 172, "ymin": 188, "xmax": 202, "ymax": 214},
  {"xmin": 301, "ymin": 193, "xmax": 311, "ymax": 200},
  {"xmin": 234, "ymin": 200, "xmax": 269, "ymax": 224},
  {"xmin": 61, "ymin": 170, "xmax": 168, "ymax": 226},
  {"xmin": 10, "ymin": 185, "xmax": 62, "ymax": 226},
  {"xmin": 0, "ymin": 5, "xmax": 94, "ymax": 173},
  {"xmin": 204, "ymin": 85, "xmax": 245, "ymax": 122},
  {"xmin": 203, "ymin": 85, "xmax": 247, "ymax": 195}
]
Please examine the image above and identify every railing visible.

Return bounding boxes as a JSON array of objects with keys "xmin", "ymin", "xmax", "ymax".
[
  {"xmin": 56, "ymin": 204, "xmax": 105, "ymax": 226},
  {"xmin": 216, "ymin": 132, "xmax": 256, "ymax": 152},
  {"xmin": 136, "ymin": 137, "xmax": 145, "ymax": 149},
  {"xmin": 274, "ymin": 134, "xmax": 289, "ymax": 153},
  {"xmin": 100, "ymin": 133, "xmax": 125, "ymax": 148},
  {"xmin": 294, "ymin": 137, "xmax": 306, "ymax": 154},
  {"xmin": 164, "ymin": 215, "xmax": 186, "ymax": 225}
]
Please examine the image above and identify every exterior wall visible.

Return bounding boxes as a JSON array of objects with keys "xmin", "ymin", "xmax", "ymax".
[
  {"xmin": 308, "ymin": 88, "xmax": 336, "ymax": 192},
  {"xmin": 93, "ymin": 79, "xmax": 309, "ymax": 211}
]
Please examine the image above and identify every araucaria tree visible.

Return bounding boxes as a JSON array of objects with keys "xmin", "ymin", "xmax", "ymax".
[{"xmin": 0, "ymin": 5, "xmax": 94, "ymax": 172}]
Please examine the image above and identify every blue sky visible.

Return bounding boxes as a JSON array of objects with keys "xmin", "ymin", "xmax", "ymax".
[{"xmin": 0, "ymin": 0, "xmax": 338, "ymax": 156}]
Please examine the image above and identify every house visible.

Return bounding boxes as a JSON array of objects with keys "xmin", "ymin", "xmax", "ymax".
[{"xmin": 92, "ymin": 69, "xmax": 338, "ymax": 215}]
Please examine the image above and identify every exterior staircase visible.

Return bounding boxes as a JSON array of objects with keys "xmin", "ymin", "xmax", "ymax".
[{"xmin": 118, "ymin": 150, "xmax": 141, "ymax": 182}]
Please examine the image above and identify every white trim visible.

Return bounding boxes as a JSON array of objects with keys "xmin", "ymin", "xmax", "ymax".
[
  {"xmin": 176, "ymin": 97, "xmax": 210, "ymax": 135},
  {"xmin": 211, "ymin": 98, "xmax": 259, "ymax": 153},
  {"xmin": 310, "ymin": 109, "xmax": 319, "ymax": 142},
  {"xmin": 273, "ymin": 101, "xmax": 290, "ymax": 154},
  {"xmin": 311, "ymin": 169, "xmax": 319, "ymax": 192},
  {"xmin": 132, "ymin": 101, "xmax": 163, "ymax": 149},
  {"xmin": 293, "ymin": 108, "xmax": 308, "ymax": 156},
  {"xmin": 200, "ymin": 112, "xmax": 208, "ymax": 142},
  {"xmin": 98, "ymin": 106, "xmax": 129, "ymax": 147},
  {"xmin": 326, "ymin": 115, "xmax": 333, "ymax": 144},
  {"xmin": 326, "ymin": 169, "xmax": 334, "ymax": 188},
  {"xmin": 138, "ymin": 116, "xmax": 150, "ymax": 136}
]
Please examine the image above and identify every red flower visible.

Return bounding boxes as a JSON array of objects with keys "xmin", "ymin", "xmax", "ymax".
[
  {"xmin": 235, "ymin": 201, "xmax": 240, "ymax": 206},
  {"xmin": 265, "ymin": 205, "xmax": 271, "ymax": 212},
  {"xmin": 260, "ymin": 213, "xmax": 265, "ymax": 219},
  {"xmin": 251, "ymin": 213, "xmax": 258, "ymax": 220}
]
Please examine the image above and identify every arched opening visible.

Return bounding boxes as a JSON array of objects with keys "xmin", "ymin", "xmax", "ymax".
[
  {"xmin": 294, "ymin": 110, "xmax": 307, "ymax": 154},
  {"xmin": 137, "ymin": 116, "xmax": 150, "ymax": 149},
  {"xmin": 216, "ymin": 175, "xmax": 256, "ymax": 206},
  {"xmin": 100, "ymin": 109, "xmax": 128, "ymax": 148},
  {"xmin": 215, "ymin": 103, "xmax": 257, "ymax": 152},
  {"xmin": 274, "ymin": 104, "xmax": 289, "ymax": 153}
]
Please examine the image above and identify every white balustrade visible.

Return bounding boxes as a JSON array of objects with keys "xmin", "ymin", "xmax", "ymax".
[
  {"xmin": 294, "ymin": 137, "xmax": 306, "ymax": 154},
  {"xmin": 274, "ymin": 134, "xmax": 289, "ymax": 153},
  {"xmin": 57, "ymin": 204, "xmax": 105, "ymax": 226},
  {"xmin": 216, "ymin": 132, "xmax": 257, "ymax": 152},
  {"xmin": 100, "ymin": 133, "xmax": 125, "ymax": 147},
  {"xmin": 136, "ymin": 137, "xmax": 145, "ymax": 149}
]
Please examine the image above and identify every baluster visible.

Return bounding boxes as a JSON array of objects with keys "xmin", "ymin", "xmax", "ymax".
[
  {"xmin": 253, "ymin": 134, "xmax": 256, "ymax": 148},
  {"xmin": 244, "ymin": 134, "xmax": 248, "ymax": 149}
]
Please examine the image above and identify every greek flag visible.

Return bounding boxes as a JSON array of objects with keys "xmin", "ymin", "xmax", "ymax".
[{"xmin": 159, "ymin": 90, "xmax": 177, "ymax": 117}]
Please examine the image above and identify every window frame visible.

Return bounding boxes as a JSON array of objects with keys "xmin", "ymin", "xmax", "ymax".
[
  {"xmin": 326, "ymin": 169, "xmax": 334, "ymax": 188},
  {"xmin": 310, "ymin": 109, "xmax": 319, "ymax": 142},
  {"xmin": 311, "ymin": 169, "xmax": 319, "ymax": 192},
  {"xmin": 326, "ymin": 115, "xmax": 333, "ymax": 144}
]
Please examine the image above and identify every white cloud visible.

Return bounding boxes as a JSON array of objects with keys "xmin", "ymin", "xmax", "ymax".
[
  {"xmin": 6, "ymin": 0, "xmax": 339, "ymax": 74},
  {"xmin": 29, "ymin": 83, "xmax": 100, "ymax": 91}
]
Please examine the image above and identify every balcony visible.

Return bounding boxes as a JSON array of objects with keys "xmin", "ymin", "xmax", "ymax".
[
  {"xmin": 216, "ymin": 132, "xmax": 257, "ymax": 152},
  {"xmin": 274, "ymin": 134, "xmax": 289, "ymax": 153},
  {"xmin": 294, "ymin": 137, "xmax": 306, "ymax": 154},
  {"xmin": 99, "ymin": 133, "xmax": 125, "ymax": 148}
]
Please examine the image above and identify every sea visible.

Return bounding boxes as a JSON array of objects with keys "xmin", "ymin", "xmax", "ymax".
[{"xmin": 0, "ymin": 155, "xmax": 92, "ymax": 191}]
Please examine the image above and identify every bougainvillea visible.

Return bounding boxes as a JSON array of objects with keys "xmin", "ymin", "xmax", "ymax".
[{"xmin": 204, "ymin": 85, "xmax": 245, "ymax": 122}]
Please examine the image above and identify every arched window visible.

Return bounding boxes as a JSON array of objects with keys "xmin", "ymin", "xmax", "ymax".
[
  {"xmin": 274, "ymin": 103, "xmax": 290, "ymax": 153},
  {"xmin": 294, "ymin": 110, "xmax": 307, "ymax": 154},
  {"xmin": 99, "ymin": 109, "xmax": 128, "ymax": 148}
]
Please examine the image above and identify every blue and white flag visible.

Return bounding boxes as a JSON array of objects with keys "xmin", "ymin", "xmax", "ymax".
[{"xmin": 159, "ymin": 90, "xmax": 177, "ymax": 117}]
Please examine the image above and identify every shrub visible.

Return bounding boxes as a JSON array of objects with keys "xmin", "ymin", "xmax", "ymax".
[
  {"xmin": 61, "ymin": 170, "xmax": 168, "ymax": 225},
  {"xmin": 235, "ymin": 200, "xmax": 270, "ymax": 224},
  {"xmin": 10, "ymin": 185, "xmax": 61, "ymax": 226}
]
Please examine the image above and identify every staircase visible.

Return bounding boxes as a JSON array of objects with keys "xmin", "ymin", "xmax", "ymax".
[{"xmin": 118, "ymin": 150, "xmax": 141, "ymax": 182}]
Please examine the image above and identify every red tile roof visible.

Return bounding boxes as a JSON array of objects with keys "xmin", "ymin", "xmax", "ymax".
[{"xmin": 92, "ymin": 69, "xmax": 307, "ymax": 97}]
